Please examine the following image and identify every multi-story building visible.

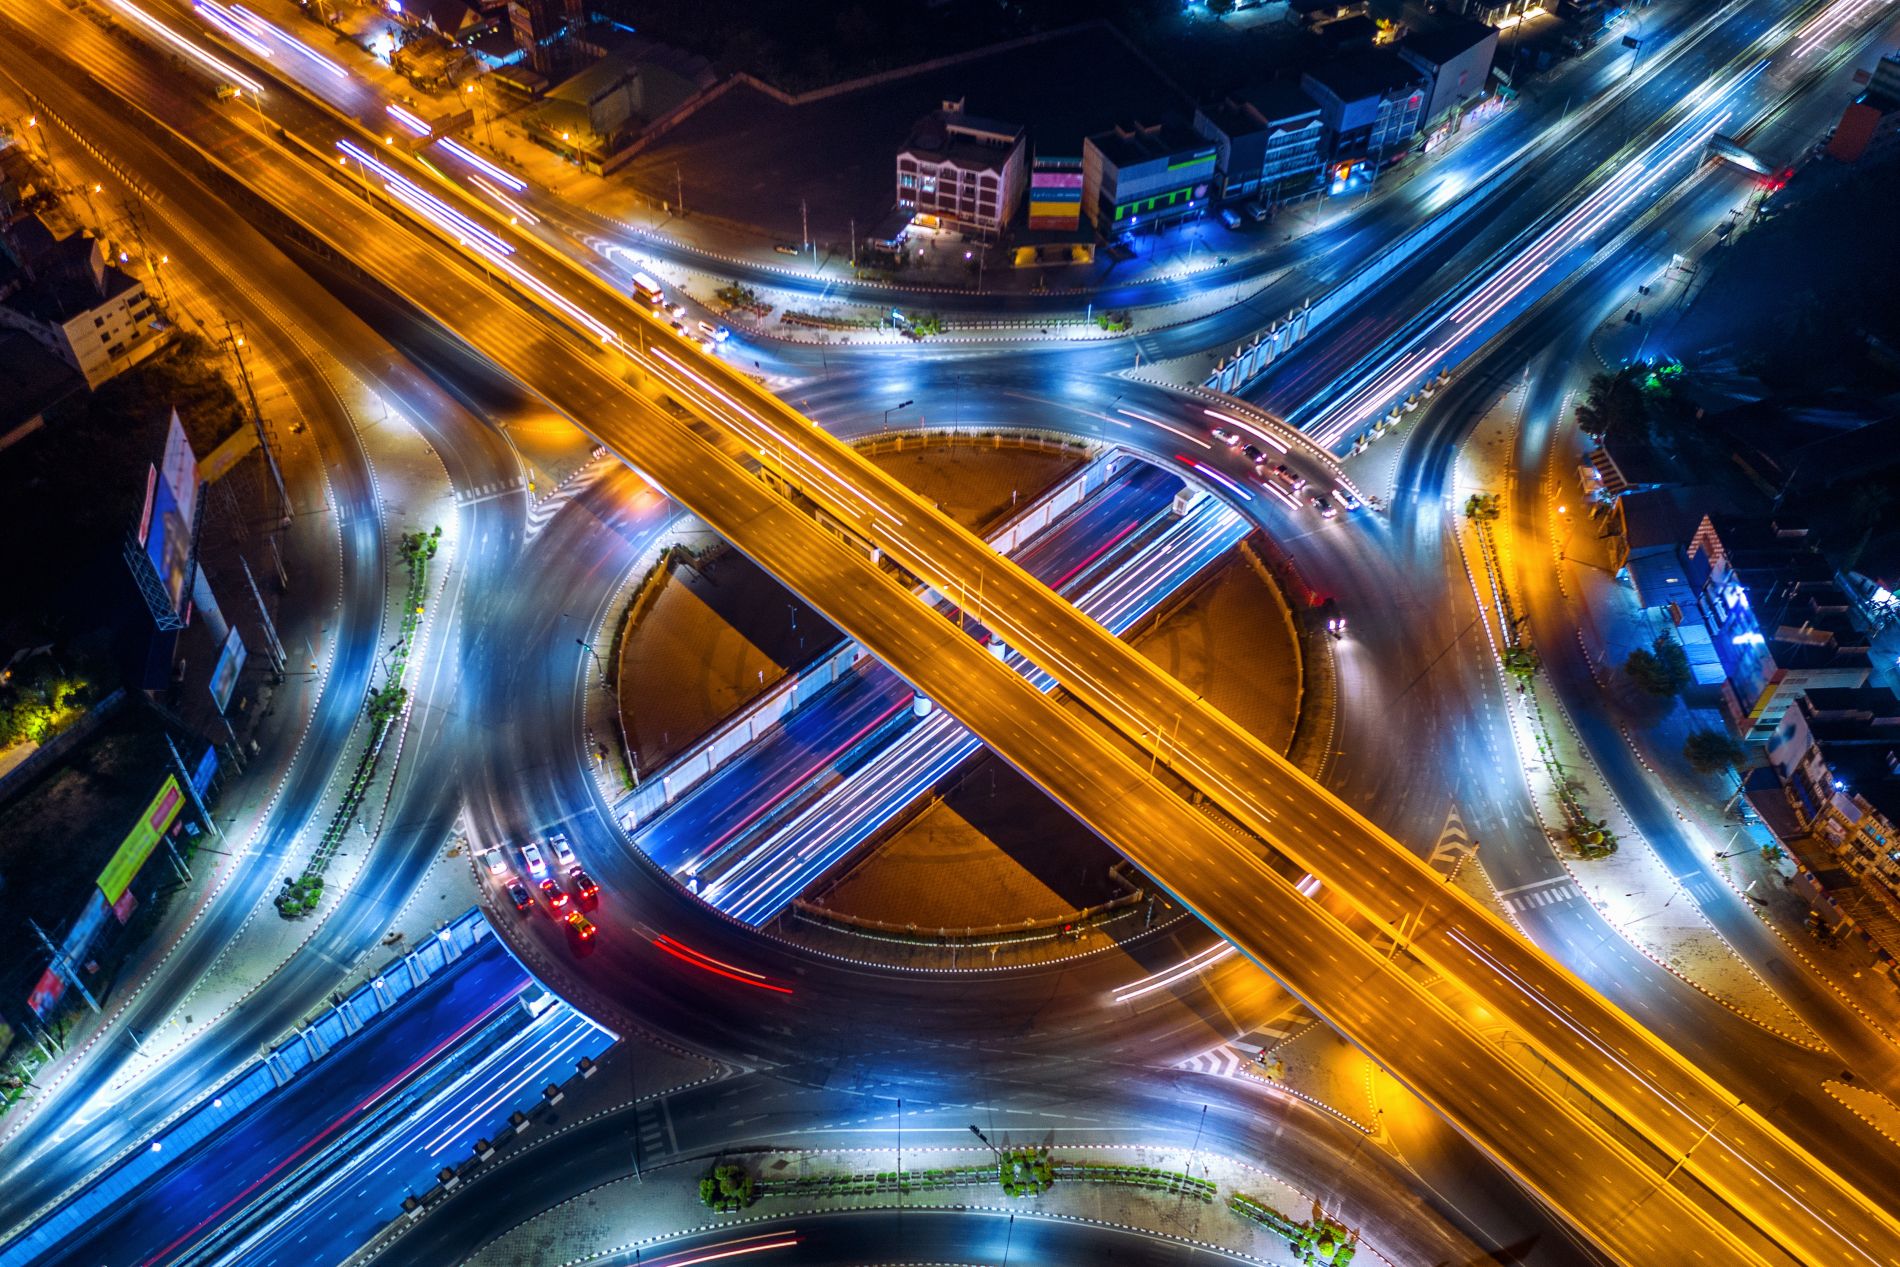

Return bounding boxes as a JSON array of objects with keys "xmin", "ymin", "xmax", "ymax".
[
  {"xmin": 1080, "ymin": 120, "xmax": 1218, "ymax": 233},
  {"xmin": 1397, "ymin": 17, "xmax": 1499, "ymax": 143},
  {"xmin": 1192, "ymin": 81, "xmax": 1326, "ymax": 205},
  {"xmin": 1754, "ymin": 686, "xmax": 1900, "ymax": 962},
  {"xmin": 1026, "ymin": 150, "xmax": 1085, "ymax": 233},
  {"xmin": 1827, "ymin": 53, "xmax": 1900, "ymax": 163},
  {"xmin": 0, "ymin": 215, "xmax": 160, "ymax": 389},
  {"xmin": 1685, "ymin": 516, "xmax": 1872, "ymax": 740},
  {"xmin": 896, "ymin": 102, "xmax": 1027, "ymax": 241},
  {"xmin": 1300, "ymin": 51, "xmax": 1427, "ymax": 189}
]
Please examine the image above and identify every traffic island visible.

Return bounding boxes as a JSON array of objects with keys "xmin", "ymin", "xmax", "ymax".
[{"xmin": 454, "ymin": 1143, "xmax": 1440, "ymax": 1267}]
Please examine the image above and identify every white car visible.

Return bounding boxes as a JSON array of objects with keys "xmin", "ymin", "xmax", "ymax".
[
  {"xmin": 549, "ymin": 831, "xmax": 579, "ymax": 874},
  {"xmin": 1218, "ymin": 208, "xmax": 1242, "ymax": 230},
  {"xmin": 697, "ymin": 321, "xmax": 730, "ymax": 343},
  {"xmin": 521, "ymin": 841, "xmax": 549, "ymax": 882},
  {"xmin": 482, "ymin": 848, "xmax": 510, "ymax": 880},
  {"xmin": 1211, "ymin": 427, "xmax": 1242, "ymax": 446}
]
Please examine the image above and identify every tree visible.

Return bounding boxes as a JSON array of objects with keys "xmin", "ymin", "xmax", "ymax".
[
  {"xmin": 1464, "ymin": 493, "xmax": 1501, "ymax": 522},
  {"xmin": 1623, "ymin": 635, "xmax": 1691, "ymax": 697},
  {"xmin": 1574, "ymin": 368, "xmax": 1649, "ymax": 444},
  {"xmin": 1683, "ymin": 728, "xmax": 1747, "ymax": 777},
  {"xmin": 1502, "ymin": 644, "xmax": 1540, "ymax": 681}
]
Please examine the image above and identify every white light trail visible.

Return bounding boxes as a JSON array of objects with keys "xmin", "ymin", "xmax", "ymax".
[
  {"xmin": 386, "ymin": 104, "xmax": 431, "ymax": 136},
  {"xmin": 230, "ymin": 5, "xmax": 349, "ymax": 76},
  {"xmin": 107, "ymin": 0, "xmax": 263, "ymax": 95},
  {"xmin": 192, "ymin": 1, "xmax": 272, "ymax": 58},
  {"xmin": 1114, "ymin": 942, "xmax": 1237, "ymax": 1002},
  {"xmin": 1115, "ymin": 406, "xmax": 1211, "ymax": 449},
  {"xmin": 436, "ymin": 137, "xmax": 525, "ymax": 191},
  {"xmin": 1186, "ymin": 460, "xmax": 1254, "ymax": 503},
  {"xmin": 1202, "ymin": 407, "xmax": 1287, "ymax": 452},
  {"xmin": 471, "ymin": 174, "xmax": 540, "ymax": 225}
]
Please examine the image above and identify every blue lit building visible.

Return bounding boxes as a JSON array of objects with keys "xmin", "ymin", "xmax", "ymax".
[{"xmin": 1080, "ymin": 120, "xmax": 1217, "ymax": 233}]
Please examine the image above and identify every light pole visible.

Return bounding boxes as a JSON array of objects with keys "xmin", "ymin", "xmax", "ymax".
[
  {"xmin": 884, "ymin": 399, "xmax": 914, "ymax": 435},
  {"xmin": 576, "ymin": 638, "xmax": 610, "ymax": 688}
]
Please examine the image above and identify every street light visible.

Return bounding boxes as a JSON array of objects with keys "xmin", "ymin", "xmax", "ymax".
[{"xmin": 884, "ymin": 399, "xmax": 914, "ymax": 434}]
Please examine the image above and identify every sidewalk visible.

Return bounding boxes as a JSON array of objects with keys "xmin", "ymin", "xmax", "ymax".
[{"xmin": 1449, "ymin": 379, "xmax": 1822, "ymax": 1046}]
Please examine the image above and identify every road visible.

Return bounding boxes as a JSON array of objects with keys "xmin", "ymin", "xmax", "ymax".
[{"xmin": 14, "ymin": 0, "xmax": 1900, "ymax": 1261}]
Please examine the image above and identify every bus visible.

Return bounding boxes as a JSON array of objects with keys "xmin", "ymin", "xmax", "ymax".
[{"xmin": 631, "ymin": 271, "xmax": 664, "ymax": 306}]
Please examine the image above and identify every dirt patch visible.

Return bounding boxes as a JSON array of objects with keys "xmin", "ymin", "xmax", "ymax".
[{"xmin": 615, "ymin": 439, "xmax": 1083, "ymax": 774}]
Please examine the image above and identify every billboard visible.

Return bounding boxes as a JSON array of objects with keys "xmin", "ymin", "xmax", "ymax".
[
  {"xmin": 97, "ymin": 775, "xmax": 185, "ymax": 904},
  {"xmin": 137, "ymin": 412, "xmax": 200, "ymax": 619},
  {"xmin": 191, "ymin": 743, "xmax": 219, "ymax": 797},
  {"xmin": 209, "ymin": 626, "xmax": 248, "ymax": 714}
]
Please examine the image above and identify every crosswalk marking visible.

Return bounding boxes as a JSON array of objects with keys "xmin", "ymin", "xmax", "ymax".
[
  {"xmin": 1427, "ymin": 802, "xmax": 1475, "ymax": 874},
  {"xmin": 526, "ymin": 461, "xmax": 610, "ymax": 538},
  {"xmin": 1501, "ymin": 883, "xmax": 1579, "ymax": 913},
  {"xmin": 1176, "ymin": 1047, "xmax": 1243, "ymax": 1079}
]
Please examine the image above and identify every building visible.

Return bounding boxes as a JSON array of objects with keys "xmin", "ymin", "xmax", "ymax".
[
  {"xmin": 1443, "ymin": 0, "xmax": 1535, "ymax": 23},
  {"xmin": 0, "ymin": 215, "xmax": 161, "ymax": 389},
  {"xmin": 1300, "ymin": 51, "xmax": 1428, "ymax": 186},
  {"xmin": 1827, "ymin": 53, "xmax": 1900, "ymax": 163},
  {"xmin": 1192, "ymin": 81, "xmax": 1327, "ymax": 205},
  {"xmin": 1752, "ymin": 686, "xmax": 1900, "ymax": 969},
  {"xmin": 1606, "ymin": 487, "xmax": 1701, "ymax": 616},
  {"xmin": 1080, "ymin": 120, "xmax": 1218, "ymax": 233},
  {"xmin": 896, "ymin": 101, "xmax": 1027, "ymax": 241},
  {"xmin": 1685, "ymin": 516, "xmax": 1872, "ymax": 740},
  {"xmin": 507, "ymin": 0, "xmax": 582, "ymax": 72},
  {"xmin": 1397, "ymin": 17, "xmax": 1499, "ymax": 140},
  {"xmin": 1026, "ymin": 151, "xmax": 1085, "ymax": 233},
  {"xmin": 0, "ymin": 329, "xmax": 82, "ymax": 451}
]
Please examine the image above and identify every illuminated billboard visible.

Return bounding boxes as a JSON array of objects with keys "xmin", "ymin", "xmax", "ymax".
[
  {"xmin": 137, "ymin": 412, "xmax": 200, "ymax": 619},
  {"xmin": 97, "ymin": 775, "xmax": 185, "ymax": 904},
  {"xmin": 209, "ymin": 626, "xmax": 248, "ymax": 714}
]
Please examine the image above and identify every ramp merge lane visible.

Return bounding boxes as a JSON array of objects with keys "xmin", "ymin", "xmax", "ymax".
[{"xmin": 18, "ymin": 7, "xmax": 1895, "ymax": 1262}]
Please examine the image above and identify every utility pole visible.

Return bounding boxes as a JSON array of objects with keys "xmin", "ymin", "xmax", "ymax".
[
  {"xmin": 220, "ymin": 320, "xmax": 292, "ymax": 527},
  {"xmin": 240, "ymin": 556, "xmax": 288, "ymax": 680},
  {"xmin": 28, "ymin": 918, "xmax": 99, "ymax": 1013},
  {"xmin": 675, "ymin": 164, "xmax": 684, "ymax": 217},
  {"xmin": 164, "ymin": 732, "xmax": 218, "ymax": 854},
  {"xmin": 117, "ymin": 198, "xmax": 175, "ymax": 314}
]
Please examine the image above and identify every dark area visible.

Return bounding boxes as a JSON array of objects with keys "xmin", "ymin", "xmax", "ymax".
[
  {"xmin": 1678, "ymin": 152, "xmax": 1900, "ymax": 395},
  {"xmin": 935, "ymin": 753, "xmax": 1125, "ymax": 910},
  {"xmin": 0, "ymin": 702, "xmax": 196, "ymax": 1004},
  {"xmin": 675, "ymin": 546, "xmax": 841, "ymax": 674},
  {"xmin": 0, "ymin": 334, "xmax": 247, "ymax": 655}
]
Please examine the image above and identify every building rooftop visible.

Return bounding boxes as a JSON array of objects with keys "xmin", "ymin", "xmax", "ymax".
[
  {"xmin": 1618, "ymin": 487, "xmax": 1689, "ymax": 552},
  {"xmin": 1302, "ymin": 49, "xmax": 1426, "ymax": 106},
  {"xmin": 1400, "ymin": 16, "xmax": 1499, "ymax": 68},
  {"xmin": 1087, "ymin": 119, "xmax": 1212, "ymax": 171},
  {"xmin": 902, "ymin": 108, "xmax": 1024, "ymax": 172},
  {"xmin": 0, "ymin": 330, "xmax": 83, "ymax": 441}
]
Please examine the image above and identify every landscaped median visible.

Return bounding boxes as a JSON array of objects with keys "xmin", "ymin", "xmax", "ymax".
[{"xmin": 458, "ymin": 1143, "xmax": 1395, "ymax": 1267}]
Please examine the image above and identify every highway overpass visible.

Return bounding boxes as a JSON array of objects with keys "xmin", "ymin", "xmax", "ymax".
[{"xmin": 11, "ymin": 0, "xmax": 1898, "ymax": 1261}]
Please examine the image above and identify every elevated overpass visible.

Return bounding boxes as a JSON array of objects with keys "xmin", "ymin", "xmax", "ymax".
[{"xmin": 13, "ymin": 2, "xmax": 1899, "ymax": 1263}]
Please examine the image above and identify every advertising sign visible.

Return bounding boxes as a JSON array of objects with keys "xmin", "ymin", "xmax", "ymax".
[
  {"xmin": 191, "ymin": 744, "xmax": 219, "ymax": 797},
  {"xmin": 111, "ymin": 888, "xmax": 139, "ymax": 926},
  {"xmin": 208, "ymin": 626, "xmax": 248, "ymax": 714},
  {"xmin": 26, "ymin": 968, "xmax": 66, "ymax": 1020},
  {"xmin": 138, "ymin": 412, "xmax": 200, "ymax": 618},
  {"xmin": 97, "ymin": 776, "xmax": 185, "ymax": 904}
]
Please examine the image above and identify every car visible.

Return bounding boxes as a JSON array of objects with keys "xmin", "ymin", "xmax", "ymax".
[
  {"xmin": 482, "ymin": 848, "xmax": 510, "ymax": 879},
  {"xmin": 1218, "ymin": 208, "xmax": 1242, "ymax": 230},
  {"xmin": 697, "ymin": 337, "xmax": 718, "ymax": 353},
  {"xmin": 508, "ymin": 882, "xmax": 533, "ymax": 912},
  {"xmin": 520, "ymin": 841, "xmax": 548, "ymax": 882},
  {"xmin": 549, "ymin": 831, "xmax": 578, "ymax": 873},
  {"xmin": 1243, "ymin": 444, "xmax": 1266, "ymax": 465},
  {"xmin": 1244, "ymin": 201, "xmax": 1269, "ymax": 223},
  {"xmin": 1211, "ymin": 427, "xmax": 1241, "ymax": 446},
  {"xmin": 1310, "ymin": 495, "xmax": 1338, "ymax": 519},
  {"xmin": 1333, "ymin": 486, "xmax": 1363, "ymax": 511},
  {"xmin": 565, "ymin": 910, "xmax": 596, "ymax": 941},
  {"xmin": 573, "ymin": 870, "xmax": 599, "ymax": 901},
  {"xmin": 773, "ymin": 242, "xmax": 800, "ymax": 256},
  {"xmin": 669, "ymin": 302, "xmax": 688, "ymax": 320},
  {"xmin": 697, "ymin": 321, "xmax": 730, "ymax": 343},
  {"xmin": 670, "ymin": 318, "xmax": 687, "ymax": 334},
  {"xmin": 1270, "ymin": 463, "xmax": 1306, "ymax": 491},
  {"xmin": 539, "ymin": 878, "xmax": 570, "ymax": 910}
]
